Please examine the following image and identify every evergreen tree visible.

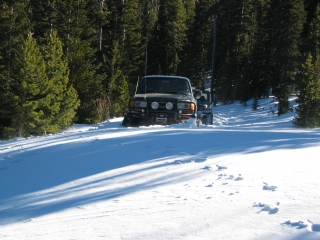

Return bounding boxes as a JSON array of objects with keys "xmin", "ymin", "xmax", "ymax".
[
  {"xmin": 68, "ymin": 38, "xmax": 104, "ymax": 124},
  {"xmin": 28, "ymin": 0, "xmax": 57, "ymax": 44},
  {"xmin": 269, "ymin": 0, "xmax": 306, "ymax": 115},
  {"xmin": 180, "ymin": 0, "xmax": 212, "ymax": 87},
  {"xmin": 0, "ymin": 1, "xmax": 32, "ymax": 138},
  {"xmin": 295, "ymin": 53, "xmax": 320, "ymax": 127},
  {"xmin": 235, "ymin": 0, "xmax": 258, "ymax": 105},
  {"xmin": 215, "ymin": 0, "xmax": 258, "ymax": 104},
  {"xmin": 154, "ymin": 0, "xmax": 187, "ymax": 75},
  {"xmin": 122, "ymin": 0, "xmax": 144, "ymax": 80},
  {"xmin": 105, "ymin": 40, "xmax": 130, "ymax": 117},
  {"xmin": 140, "ymin": 0, "xmax": 158, "ymax": 76},
  {"xmin": 53, "ymin": 0, "xmax": 104, "ymax": 123},
  {"xmin": 215, "ymin": 0, "xmax": 241, "ymax": 103},
  {"xmin": 86, "ymin": 0, "xmax": 110, "ymax": 53},
  {"xmin": 305, "ymin": 4, "xmax": 320, "ymax": 59},
  {"xmin": 42, "ymin": 31, "xmax": 80, "ymax": 133},
  {"xmin": 10, "ymin": 35, "xmax": 49, "ymax": 137},
  {"xmin": 179, "ymin": 0, "xmax": 197, "ymax": 80},
  {"xmin": 301, "ymin": 0, "xmax": 320, "ymax": 57},
  {"xmin": 0, "ymin": 54, "xmax": 7, "ymax": 138},
  {"xmin": 250, "ymin": 0, "xmax": 272, "ymax": 99},
  {"xmin": 140, "ymin": 0, "xmax": 158, "ymax": 37},
  {"xmin": 183, "ymin": 0, "xmax": 196, "ymax": 30}
]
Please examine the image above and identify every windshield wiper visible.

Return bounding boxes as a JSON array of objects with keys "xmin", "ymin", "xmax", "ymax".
[{"xmin": 167, "ymin": 91, "xmax": 190, "ymax": 96}]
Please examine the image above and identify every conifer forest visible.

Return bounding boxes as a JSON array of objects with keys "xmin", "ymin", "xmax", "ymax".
[{"xmin": 1, "ymin": 0, "xmax": 320, "ymax": 138}]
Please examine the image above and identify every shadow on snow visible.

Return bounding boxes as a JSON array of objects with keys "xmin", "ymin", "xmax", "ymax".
[{"xmin": 0, "ymin": 126, "xmax": 319, "ymax": 225}]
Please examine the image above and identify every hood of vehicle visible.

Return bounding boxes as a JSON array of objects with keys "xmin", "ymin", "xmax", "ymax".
[{"xmin": 134, "ymin": 93, "xmax": 194, "ymax": 101}]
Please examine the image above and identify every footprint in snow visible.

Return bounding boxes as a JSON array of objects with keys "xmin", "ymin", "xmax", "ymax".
[
  {"xmin": 216, "ymin": 165, "xmax": 227, "ymax": 171},
  {"xmin": 234, "ymin": 174, "xmax": 243, "ymax": 181},
  {"xmin": 194, "ymin": 157, "xmax": 207, "ymax": 163},
  {"xmin": 254, "ymin": 202, "xmax": 280, "ymax": 214},
  {"xmin": 229, "ymin": 191, "xmax": 239, "ymax": 196},
  {"xmin": 217, "ymin": 173, "xmax": 227, "ymax": 180},
  {"xmin": 284, "ymin": 220, "xmax": 320, "ymax": 232},
  {"xmin": 228, "ymin": 175, "xmax": 234, "ymax": 180},
  {"xmin": 282, "ymin": 220, "xmax": 309, "ymax": 230},
  {"xmin": 217, "ymin": 173, "xmax": 243, "ymax": 181},
  {"xmin": 202, "ymin": 166, "xmax": 213, "ymax": 170},
  {"xmin": 262, "ymin": 185, "xmax": 277, "ymax": 191},
  {"xmin": 262, "ymin": 182, "xmax": 277, "ymax": 191}
]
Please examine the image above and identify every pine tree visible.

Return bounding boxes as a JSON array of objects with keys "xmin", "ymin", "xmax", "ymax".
[
  {"xmin": 183, "ymin": 0, "xmax": 196, "ymax": 30},
  {"xmin": 215, "ymin": 0, "xmax": 258, "ymax": 104},
  {"xmin": 180, "ymin": 0, "xmax": 212, "ymax": 87},
  {"xmin": 235, "ymin": 0, "xmax": 258, "ymax": 104},
  {"xmin": 42, "ymin": 31, "xmax": 80, "ymax": 133},
  {"xmin": 140, "ymin": 0, "xmax": 158, "ymax": 38},
  {"xmin": 122, "ymin": 0, "xmax": 144, "ymax": 80},
  {"xmin": 68, "ymin": 38, "xmax": 104, "ymax": 124},
  {"xmin": 86, "ymin": 0, "xmax": 110, "ymax": 53},
  {"xmin": 250, "ymin": 0, "xmax": 272, "ymax": 99},
  {"xmin": 140, "ymin": 0, "xmax": 159, "ymax": 76},
  {"xmin": 269, "ymin": 0, "xmax": 306, "ymax": 115},
  {"xmin": 295, "ymin": 53, "xmax": 320, "ymax": 127},
  {"xmin": 215, "ymin": 0, "xmax": 238, "ymax": 102},
  {"xmin": 0, "ymin": 1, "xmax": 33, "ymax": 138},
  {"xmin": 53, "ymin": 0, "xmax": 104, "ymax": 124},
  {"xmin": 301, "ymin": 0, "xmax": 320, "ymax": 57},
  {"xmin": 28, "ymin": 0, "xmax": 57, "ymax": 44},
  {"xmin": 10, "ymin": 35, "xmax": 50, "ymax": 137},
  {"xmin": 0, "ymin": 54, "xmax": 8, "ymax": 138},
  {"xmin": 306, "ymin": 4, "xmax": 320, "ymax": 59},
  {"xmin": 154, "ymin": 0, "xmax": 187, "ymax": 75},
  {"xmin": 105, "ymin": 40, "xmax": 130, "ymax": 117}
]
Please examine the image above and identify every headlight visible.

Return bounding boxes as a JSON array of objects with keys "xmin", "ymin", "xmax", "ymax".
[
  {"xmin": 166, "ymin": 102, "xmax": 173, "ymax": 110},
  {"xmin": 177, "ymin": 103, "xmax": 188, "ymax": 109},
  {"xmin": 151, "ymin": 101, "xmax": 159, "ymax": 109},
  {"xmin": 135, "ymin": 101, "xmax": 147, "ymax": 108},
  {"xmin": 177, "ymin": 102, "xmax": 195, "ymax": 110}
]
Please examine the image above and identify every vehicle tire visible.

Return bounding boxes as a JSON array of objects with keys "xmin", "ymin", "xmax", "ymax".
[
  {"xmin": 121, "ymin": 117, "xmax": 140, "ymax": 127},
  {"xmin": 121, "ymin": 116, "xmax": 131, "ymax": 127},
  {"xmin": 207, "ymin": 113, "xmax": 213, "ymax": 125},
  {"xmin": 201, "ymin": 115, "xmax": 207, "ymax": 125}
]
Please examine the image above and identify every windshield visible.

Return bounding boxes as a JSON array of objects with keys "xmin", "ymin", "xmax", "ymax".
[{"xmin": 136, "ymin": 77, "xmax": 191, "ymax": 95}]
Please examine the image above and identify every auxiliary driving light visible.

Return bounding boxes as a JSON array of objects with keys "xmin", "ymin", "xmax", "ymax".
[
  {"xmin": 151, "ymin": 101, "xmax": 159, "ymax": 109},
  {"xmin": 166, "ymin": 102, "xmax": 173, "ymax": 110}
]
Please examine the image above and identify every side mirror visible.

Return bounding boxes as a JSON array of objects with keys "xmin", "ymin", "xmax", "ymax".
[{"xmin": 193, "ymin": 89, "xmax": 201, "ymax": 98}]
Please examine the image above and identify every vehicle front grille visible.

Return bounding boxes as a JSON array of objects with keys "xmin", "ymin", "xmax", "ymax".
[{"xmin": 147, "ymin": 101, "xmax": 177, "ymax": 111}]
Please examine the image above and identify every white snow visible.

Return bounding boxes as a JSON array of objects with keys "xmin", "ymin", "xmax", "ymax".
[{"xmin": 1, "ymin": 96, "xmax": 320, "ymax": 240}]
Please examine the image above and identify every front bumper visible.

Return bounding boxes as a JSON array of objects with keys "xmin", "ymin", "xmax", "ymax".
[{"xmin": 127, "ymin": 108, "xmax": 196, "ymax": 125}]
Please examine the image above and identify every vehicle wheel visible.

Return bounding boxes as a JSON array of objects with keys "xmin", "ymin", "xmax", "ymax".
[
  {"xmin": 121, "ymin": 116, "xmax": 130, "ymax": 127},
  {"xmin": 207, "ymin": 113, "xmax": 213, "ymax": 125},
  {"xmin": 201, "ymin": 115, "xmax": 207, "ymax": 125},
  {"xmin": 121, "ymin": 117, "xmax": 140, "ymax": 127}
]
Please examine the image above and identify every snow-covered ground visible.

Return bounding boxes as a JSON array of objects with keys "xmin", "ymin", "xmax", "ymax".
[{"xmin": 1, "ymin": 96, "xmax": 320, "ymax": 240}]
